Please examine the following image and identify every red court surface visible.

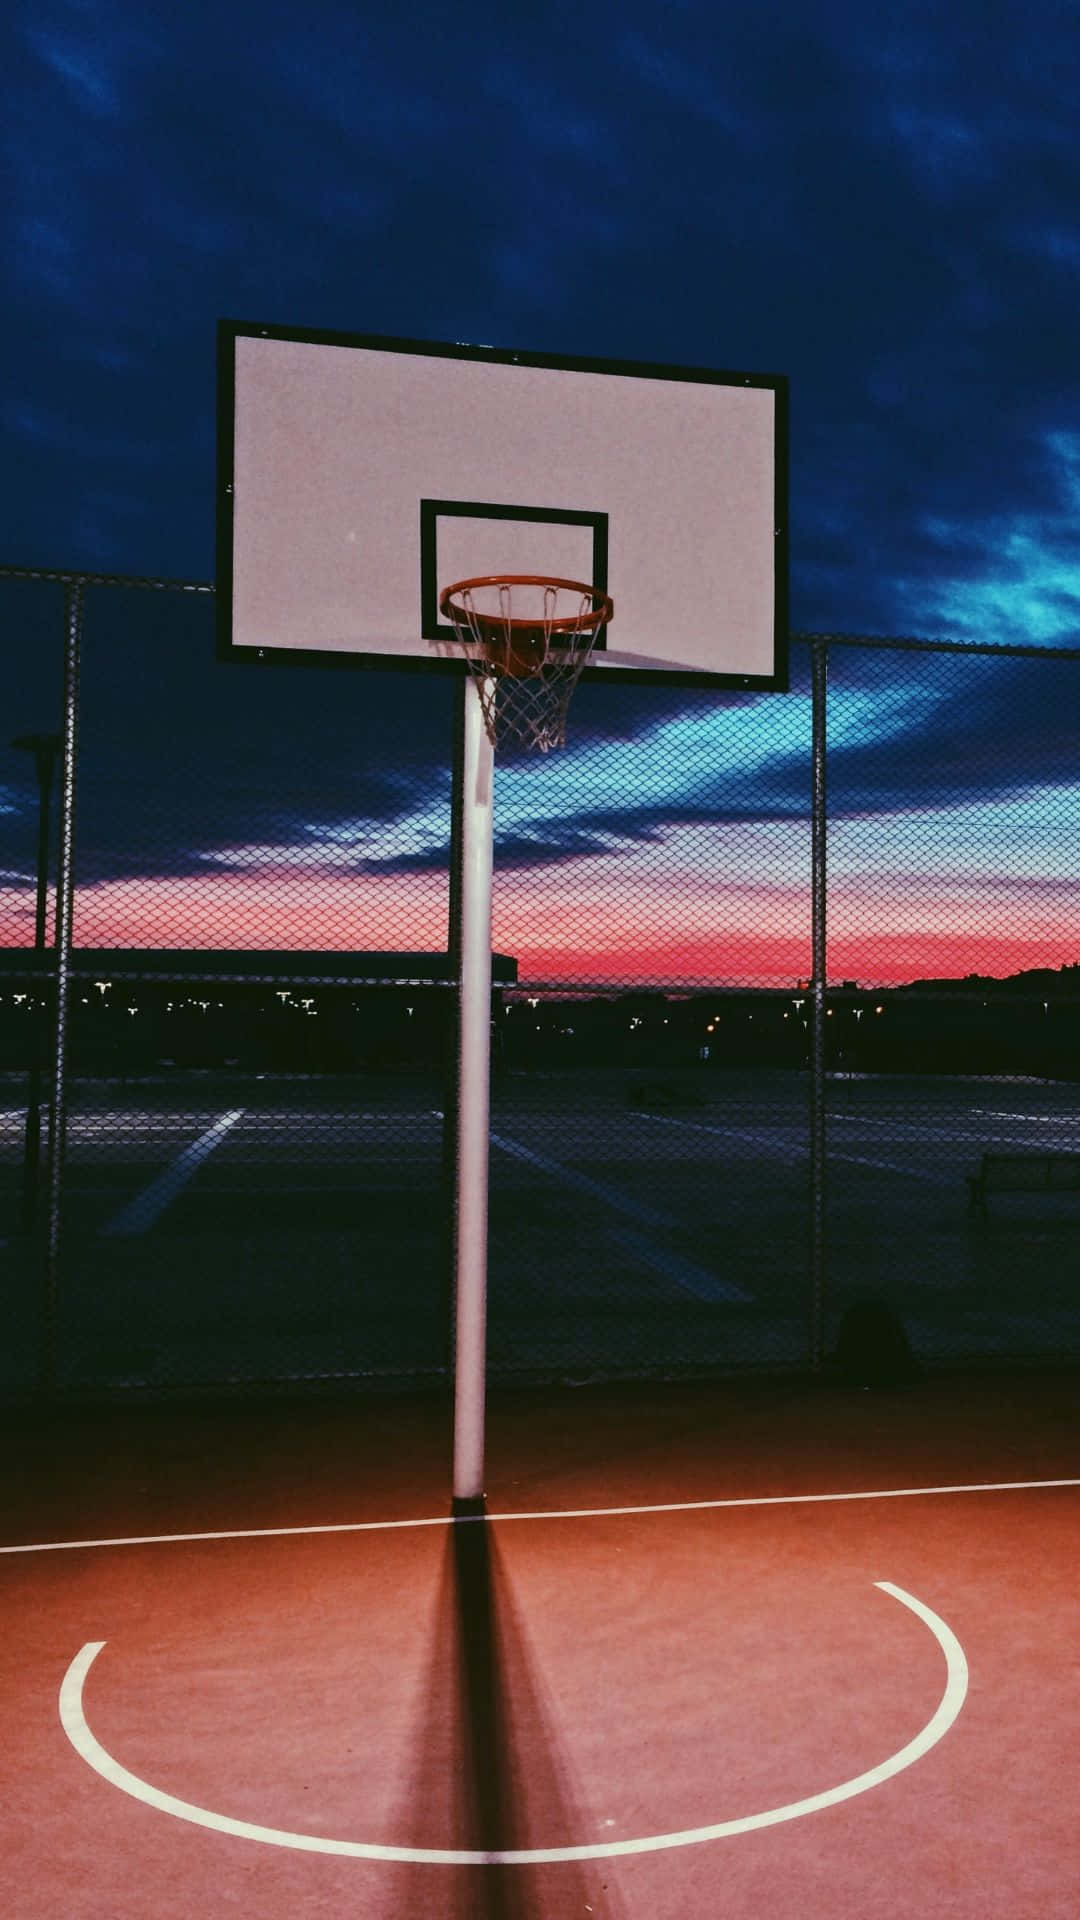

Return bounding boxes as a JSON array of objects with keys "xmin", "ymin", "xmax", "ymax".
[{"xmin": 3, "ymin": 1371, "xmax": 1078, "ymax": 1918}]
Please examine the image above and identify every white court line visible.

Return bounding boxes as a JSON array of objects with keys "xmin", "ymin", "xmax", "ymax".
[
  {"xmin": 58, "ymin": 1581, "xmax": 968, "ymax": 1862},
  {"xmin": 5, "ymin": 1477, "xmax": 1077, "ymax": 1555},
  {"xmin": 98, "ymin": 1110, "xmax": 245, "ymax": 1237}
]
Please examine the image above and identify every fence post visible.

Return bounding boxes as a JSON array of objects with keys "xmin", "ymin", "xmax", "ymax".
[
  {"xmin": 809, "ymin": 636, "xmax": 828, "ymax": 1370},
  {"xmin": 41, "ymin": 579, "xmax": 83, "ymax": 1398}
]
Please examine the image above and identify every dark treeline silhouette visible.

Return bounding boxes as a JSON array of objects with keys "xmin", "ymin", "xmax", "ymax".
[{"xmin": 2, "ymin": 951, "xmax": 1080, "ymax": 1079}]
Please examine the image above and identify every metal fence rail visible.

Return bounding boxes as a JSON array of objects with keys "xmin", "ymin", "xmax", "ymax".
[{"xmin": 2, "ymin": 563, "xmax": 1079, "ymax": 1402}]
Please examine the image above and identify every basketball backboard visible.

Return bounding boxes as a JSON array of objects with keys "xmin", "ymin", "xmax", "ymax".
[{"xmin": 217, "ymin": 321, "xmax": 788, "ymax": 690}]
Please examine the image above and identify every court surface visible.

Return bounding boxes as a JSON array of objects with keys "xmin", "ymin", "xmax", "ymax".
[{"xmin": 3, "ymin": 1370, "xmax": 1078, "ymax": 1917}]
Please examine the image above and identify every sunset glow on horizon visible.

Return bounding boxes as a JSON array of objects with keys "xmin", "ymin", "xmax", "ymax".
[{"xmin": 3, "ymin": 822, "xmax": 1078, "ymax": 989}]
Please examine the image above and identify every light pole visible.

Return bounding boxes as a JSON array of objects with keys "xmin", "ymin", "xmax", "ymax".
[{"xmin": 10, "ymin": 732, "xmax": 62, "ymax": 1231}]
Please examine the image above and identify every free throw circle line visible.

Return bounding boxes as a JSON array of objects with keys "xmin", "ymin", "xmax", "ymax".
[{"xmin": 59, "ymin": 1581, "xmax": 967, "ymax": 1865}]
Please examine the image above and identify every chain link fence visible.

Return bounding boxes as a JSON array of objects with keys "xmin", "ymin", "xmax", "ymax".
[
  {"xmin": 819, "ymin": 635, "xmax": 1080, "ymax": 1372},
  {"xmin": 2, "ymin": 566, "xmax": 1078, "ymax": 1404}
]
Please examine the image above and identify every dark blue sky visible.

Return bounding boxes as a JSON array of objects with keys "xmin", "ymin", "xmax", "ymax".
[{"xmin": 3, "ymin": 0, "xmax": 1080, "ymax": 982}]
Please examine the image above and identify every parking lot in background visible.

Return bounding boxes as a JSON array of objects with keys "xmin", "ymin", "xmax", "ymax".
[{"xmin": 2, "ymin": 1067, "xmax": 1078, "ymax": 1399}]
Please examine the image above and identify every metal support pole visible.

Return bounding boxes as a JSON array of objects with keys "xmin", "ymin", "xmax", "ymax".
[
  {"xmin": 41, "ymin": 582, "xmax": 83, "ymax": 1397},
  {"xmin": 442, "ymin": 676, "xmax": 466, "ymax": 1383},
  {"xmin": 451, "ymin": 675, "xmax": 494, "ymax": 1513},
  {"xmin": 809, "ymin": 637, "xmax": 828, "ymax": 1371},
  {"xmin": 10, "ymin": 733, "xmax": 61, "ymax": 1233},
  {"xmin": 25, "ymin": 752, "xmax": 52, "ymax": 1232}
]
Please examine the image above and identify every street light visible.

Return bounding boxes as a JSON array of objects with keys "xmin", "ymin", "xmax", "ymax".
[{"xmin": 10, "ymin": 732, "xmax": 62, "ymax": 1231}]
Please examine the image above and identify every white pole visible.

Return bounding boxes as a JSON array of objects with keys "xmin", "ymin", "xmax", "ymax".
[{"xmin": 452, "ymin": 674, "xmax": 495, "ymax": 1512}]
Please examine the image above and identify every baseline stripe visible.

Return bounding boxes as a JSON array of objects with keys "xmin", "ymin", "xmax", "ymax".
[{"xmin": 5, "ymin": 1477, "xmax": 1077, "ymax": 1554}]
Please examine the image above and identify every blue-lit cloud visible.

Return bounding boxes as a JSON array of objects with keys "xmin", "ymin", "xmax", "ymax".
[
  {"xmin": 887, "ymin": 431, "xmax": 1080, "ymax": 645},
  {"xmin": 180, "ymin": 651, "xmax": 1075, "ymax": 887},
  {"xmin": 2, "ymin": 0, "xmax": 1080, "ymax": 979},
  {"xmin": 4, "ymin": 0, "xmax": 1078, "ymax": 602}
]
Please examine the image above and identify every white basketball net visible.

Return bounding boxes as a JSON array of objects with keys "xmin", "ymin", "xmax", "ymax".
[{"xmin": 440, "ymin": 577, "xmax": 612, "ymax": 752}]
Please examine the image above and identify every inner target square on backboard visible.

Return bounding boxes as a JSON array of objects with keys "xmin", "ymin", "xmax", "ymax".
[{"xmin": 419, "ymin": 501, "xmax": 609, "ymax": 647}]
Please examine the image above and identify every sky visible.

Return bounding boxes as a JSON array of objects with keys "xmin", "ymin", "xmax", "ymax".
[{"xmin": 3, "ymin": 0, "xmax": 1080, "ymax": 987}]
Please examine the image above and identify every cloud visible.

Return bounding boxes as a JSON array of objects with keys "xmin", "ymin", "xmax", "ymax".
[
  {"xmin": 881, "ymin": 431, "xmax": 1080, "ymax": 644},
  {"xmin": 23, "ymin": 23, "xmax": 122, "ymax": 117},
  {"xmin": 2, "ymin": 0, "xmax": 1080, "ymax": 985},
  {"xmin": 5, "ymin": 0, "xmax": 1079, "ymax": 603},
  {"xmin": 886, "ymin": 107, "xmax": 992, "ymax": 195}
]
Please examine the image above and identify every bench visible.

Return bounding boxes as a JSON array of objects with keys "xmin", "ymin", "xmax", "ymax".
[{"xmin": 967, "ymin": 1151, "xmax": 1080, "ymax": 1216}]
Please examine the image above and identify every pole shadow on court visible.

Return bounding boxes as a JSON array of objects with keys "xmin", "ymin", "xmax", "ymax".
[{"xmin": 384, "ymin": 1517, "xmax": 628, "ymax": 1920}]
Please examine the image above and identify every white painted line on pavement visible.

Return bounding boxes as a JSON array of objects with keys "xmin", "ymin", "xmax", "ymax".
[
  {"xmin": 99, "ymin": 1110, "xmax": 245, "ymax": 1237},
  {"xmin": 607, "ymin": 1226, "xmax": 754, "ymax": 1303},
  {"xmin": 636, "ymin": 1111, "xmax": 797, "ymax": 1155},
  {"xmin": 829, "ymin": 1153, "xmax": 945, "ymax": 1181},
  {"xmin": 638, "ymin": 1110, "xmax": 946, "ymax": 1183},
  {"xmin": 488, "ymin": 1129, "xmax": 677, "ymax": 1230},
  {"xmin": 485, "ymin": 1127, "xmax": 752, "ymax": 1297}
]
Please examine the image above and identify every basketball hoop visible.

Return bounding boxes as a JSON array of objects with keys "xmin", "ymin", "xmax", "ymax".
[{"xmin": 438, "ymin": 575, "xmax": 614, "ymax": 752}]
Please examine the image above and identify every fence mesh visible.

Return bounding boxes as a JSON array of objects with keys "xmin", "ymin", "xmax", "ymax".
[
  {"xmin": 486, "ymin": 660, "xmax": 813, "ymax": 1381},
  {"xmin": 819, "ymin": 638, "xmax": 1080, "ymax": 1369},
  {"xmin": 2, "ymin": 569, "xmax": 1078, "ymax": 1404}
]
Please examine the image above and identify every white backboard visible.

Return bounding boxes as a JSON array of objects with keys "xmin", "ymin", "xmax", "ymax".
[{"xmin": 217, "ymin": 323, "xmax": 788, "ymax": 689}]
